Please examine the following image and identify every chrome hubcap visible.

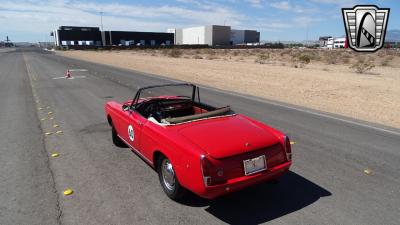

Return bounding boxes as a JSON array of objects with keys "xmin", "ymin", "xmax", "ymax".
[{"xmin": 161, "ymin": 159, "xmax": 175, "ymax": 191}]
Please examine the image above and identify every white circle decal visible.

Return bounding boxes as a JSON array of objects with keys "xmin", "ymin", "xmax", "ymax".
[{"xmin": 128, "ymin": 125, "xmax": 134, "ymax": 142}]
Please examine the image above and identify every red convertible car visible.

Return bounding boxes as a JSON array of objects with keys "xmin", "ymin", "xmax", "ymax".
[{"xmin": 105, "ymin": 83, "xmax": 292, "ymax": 200}]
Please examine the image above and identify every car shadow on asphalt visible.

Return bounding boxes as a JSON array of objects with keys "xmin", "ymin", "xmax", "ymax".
[{"xmin": 179, "ymin": 171, "xmax": 331, "ymax": 224}]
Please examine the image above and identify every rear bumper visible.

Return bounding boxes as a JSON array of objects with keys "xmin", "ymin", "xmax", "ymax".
[{"xmin": 197, "ymin": 161, "xmax": 291, "ymax": 199}]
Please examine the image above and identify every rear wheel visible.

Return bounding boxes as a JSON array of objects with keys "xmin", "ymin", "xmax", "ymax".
[
  {"xmin": 111, "ymin": 123, "xmax": 126, "ymax": 147},
  {"xmin": 157, "ymin": 156, "xmax": 186, "ymax": 200}
]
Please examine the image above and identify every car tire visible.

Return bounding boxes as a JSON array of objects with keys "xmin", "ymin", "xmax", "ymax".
[
  {"xmin": 111, "ymin": 124, "xmax": 126, "ymax": 147},
  {"xmin": 157, "ymin": 156, "xmax": 186, "ymax": 200}
]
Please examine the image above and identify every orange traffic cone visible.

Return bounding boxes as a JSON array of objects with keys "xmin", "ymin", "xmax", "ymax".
[{"xmin": 65, "ymin": 70, "xmax": 72, "ymax": 79}]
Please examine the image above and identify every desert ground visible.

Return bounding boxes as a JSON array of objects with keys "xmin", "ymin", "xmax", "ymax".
[{"xmin": 59, "ymin": 48, "xmax": 400, "ymax": 128}]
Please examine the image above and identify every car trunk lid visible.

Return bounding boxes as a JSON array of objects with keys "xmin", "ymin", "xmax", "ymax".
[{"xmin": 178, "ymin": 115, "xmax": 279, "ymax": 159}]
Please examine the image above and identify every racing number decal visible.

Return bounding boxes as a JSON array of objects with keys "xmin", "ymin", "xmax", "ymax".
[{"xmin": 128, "ymin": 125, "xmax": 134, "ymax": 142}]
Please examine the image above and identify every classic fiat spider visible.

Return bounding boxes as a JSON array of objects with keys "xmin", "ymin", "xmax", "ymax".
[{"xmin": 105, "ymin": 83, "xmax": 292, "ymax": 200}]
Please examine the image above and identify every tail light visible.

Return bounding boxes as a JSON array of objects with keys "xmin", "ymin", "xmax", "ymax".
[
  {"xmin": 200, "ymin": 155, "xmax": 226, "ymax": 186},
  {"xmin": 283, "ymin": 136, "xmax": 292, "ymax": 161}
]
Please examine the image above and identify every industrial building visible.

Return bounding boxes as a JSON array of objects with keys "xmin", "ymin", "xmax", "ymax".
[
  {"xmin": 230, "ymin": 29, "xmax": 260, "ymax": 45},
  {"xmin": 168, "ymin": 25, "xmax": 260, "ymax": 46},
  {"xmin": 53, "ymin": 26, "xmax": 102, "ymax": 47},
  {"xmin": 332, "ymin": 37, "xmax": 347, "ymax": 49},
  {"xmin": 319, "ymin": 36, "xmax": 332, "ymax": 48},
  {"xmin": 52, "ymin": 26, "xmax": 174, "ymax": 47},
  {"xmin": 319, "ymin": 36, "xmax": 347, "ymax": 49}
]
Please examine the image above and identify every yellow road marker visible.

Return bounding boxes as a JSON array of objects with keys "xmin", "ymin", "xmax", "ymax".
[
  {"xmin": 47, "ymin": 112, "xmax": 53, "ymax": 115},
  {"xmin": 290, "ymin": 141, "xmax": 296, "ymax": 145},
  {"xmin": 55, "ymin": 131, "xmax": 63, "ymax": 134},
  {"xmin": 53, "ymin": 124, "xmax": 59, "ymax": 128},
  {"xmin": 41, "ymin": 118, "xmax": 46, "ymax": 121},
  {"xmin": 38, "ymin": 107, "xmax": 43, "ymax": 110},
  {"xmin": 45, "ymin": 132, "xmax": 52, "ymax": 136},
  {"xmin": 49, "ymin": 117, "xmax": 54, "ymax": 120},
  {"xmin": 364, "ymin": 169, "xmax": 373, "ymax": 175},
  {"xmin": 51, "ymin": 152, "xmax": 59, "ymax": 157},
  {"xmin": 63, "ymin": 188, "xmax": 73, "ymax": 196}
]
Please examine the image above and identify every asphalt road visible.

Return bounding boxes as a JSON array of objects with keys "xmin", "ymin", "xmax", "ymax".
[{"xmin": 1, "ymin": 47, "xmax": 399, "ymax": 225}]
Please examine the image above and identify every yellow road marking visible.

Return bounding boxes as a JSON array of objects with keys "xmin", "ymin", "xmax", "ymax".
[
  {"xmin": 47, "ymin": 112, "xmax": 53, "ymax": 115},
  {"xmin": 63, "ymin": 188, "xmax": 73, "ymax": 196},
  {"xmin": 290, "ymin": 141, "xmax": 296, "ymax": 145},
  {"xmin": 364, "ymin": 169, "xmax": 373, "ymax": 175},
  {"xmin": 53, "ymin": 124, "xmax": 59, "ymax": 128},
  {"xmin": 51, "ymin": 152, "xmax": 60, "ymax": 157},
  {"xmin": 45, "ymin": 132, "xmax": 52, "ymax": 136},
  {"xmin": 55, "ymin": 131, "xmax": 63, "ymax": 134}
]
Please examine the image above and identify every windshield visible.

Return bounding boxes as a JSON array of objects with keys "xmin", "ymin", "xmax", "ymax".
[{"xmin": 133, "ymin": 83, "xmax": 196, "ymax": 104}]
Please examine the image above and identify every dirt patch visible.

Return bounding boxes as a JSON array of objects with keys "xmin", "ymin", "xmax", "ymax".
[{"xmin": 59, "ymin": 49, "xmax": 400, "ymax": 128}]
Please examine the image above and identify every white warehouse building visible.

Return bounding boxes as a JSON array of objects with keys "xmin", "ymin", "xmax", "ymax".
[
  {"xmin": 322, "ymin": 36, "xmax": 347, "ymax": 49},
  {"xmin": 168, "ymin": 25, "xmax": 260, "ymax": 46}
]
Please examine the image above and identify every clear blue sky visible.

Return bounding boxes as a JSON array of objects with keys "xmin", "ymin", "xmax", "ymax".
[{"xmin": 0, "ymin": 0, "xmax": 398, "ymax": 42}]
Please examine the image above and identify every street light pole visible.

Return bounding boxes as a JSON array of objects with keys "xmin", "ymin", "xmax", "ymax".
[{"xmin": 100, "ymin": 10, "xmax": 103, "ymax": 31}]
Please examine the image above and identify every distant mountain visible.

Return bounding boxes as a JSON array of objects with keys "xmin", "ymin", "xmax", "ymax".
[{"xmin": 385, "ymin": 29, "xmax": 400, "ymax": 42}]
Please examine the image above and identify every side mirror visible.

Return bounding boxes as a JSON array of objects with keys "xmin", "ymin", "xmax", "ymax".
[{"xmin": 122, "ymin": 104, "xmax": 130, "ymax": 111}]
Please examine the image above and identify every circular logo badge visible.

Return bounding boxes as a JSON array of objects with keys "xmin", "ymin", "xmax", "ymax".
[{"xmin": 128, "ymin": 125, "xmax": 134, "ymax": 142}]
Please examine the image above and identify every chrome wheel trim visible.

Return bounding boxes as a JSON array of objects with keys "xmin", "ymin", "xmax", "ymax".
[{"xmin": 161, "ymin": 159, "xmax": 175, "ymax": 191}]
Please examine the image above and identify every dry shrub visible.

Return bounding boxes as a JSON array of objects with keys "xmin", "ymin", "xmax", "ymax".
[
  {"xmin": 167, "ymin": 49, "xmax": 183, "ymax": 58},
  {"xmin": 350, "ymin": 56, "xmax": 375, "ymax": 74},
  {"xmin": 222, "ymin": 49, "xmax": 230, "ymax": 55},
  {"xmin": 303, "ymin": 50, "xmax": 320, "ymax": 61},
  {"xmin": 280, "ymin": 49, "xmax": 292, "ymax": 56},
  {"xmin": 381, "ymin": 55, "xmax": 394, "ymax": 66},
  {"xmin": 203, "ymin": 49, "xmax": 215, "ymax": 55},
  {"xmin": 161, "ymin": 49, "xmax": 169, "ymax": 56},
  {"xmin": 193, "ymin": 55, "xmax": 203, "ymax": 59},
  {"xmin": 341, "ymin": 54, "xmax": 351, "ymax": 64},
  {"xmin": 206, "ymin": 55, "xmax": 218, "ymax": 60},
  {"xmin": 255, "ymin": 53, "xmax": 270, "ymax": 64},
  {"xmin": 252, "ymin": 49, "xmax": 262, "ymax": 54},
  {"xmin": 325, "ymin": 54, "xmax": 339, "ymax": 64},
  {"xmin": 291, "ymin": 52, "xmax": 311, "ymax": 68},
  {"xmin": 185, "ymin": 50, "xmax": 195, "ymax": 56}
]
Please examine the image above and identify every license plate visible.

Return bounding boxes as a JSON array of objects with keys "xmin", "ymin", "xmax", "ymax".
[{"xmin": 243, "ymin": 155, "xmax": 267, "ymax": 176}]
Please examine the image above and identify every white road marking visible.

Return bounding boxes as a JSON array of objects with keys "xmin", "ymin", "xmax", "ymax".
[
  {"xmin": 69, "ymin": 69, "xmax": 88, "ymax": 72},
  {"xmin": 52, "ymin": 76, "xmax": 86, "ymax": 80}
]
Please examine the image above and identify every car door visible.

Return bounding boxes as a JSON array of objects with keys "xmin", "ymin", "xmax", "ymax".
[{"xmin": 118, "ymin": 109, "xmax": 147, "ymax": 151}]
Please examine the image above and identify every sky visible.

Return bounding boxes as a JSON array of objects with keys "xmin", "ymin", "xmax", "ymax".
[{"xmin": 0, "ymin": 0, "xmax": 399, "ymax": 42}]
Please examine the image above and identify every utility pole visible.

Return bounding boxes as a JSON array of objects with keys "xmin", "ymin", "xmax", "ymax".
[
  {"xmin": 100, "ymin": 10, "xmax": 104, "ymax": 31},
  {"xmin": 306, "ymin": 23, "xmax": 309, "ymax": 46}
]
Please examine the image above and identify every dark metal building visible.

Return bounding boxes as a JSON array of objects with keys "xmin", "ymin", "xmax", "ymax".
[
  {"xmin": 102, "ymin": 31, "xmax": 173, "ymax": 46},
  {"xmin": 53, "ymin": 26, "xmax": 102, "ymax": 47},
  {"xmin": 53, "ymin": 26, "xmax": 174, "ymax": 48}
]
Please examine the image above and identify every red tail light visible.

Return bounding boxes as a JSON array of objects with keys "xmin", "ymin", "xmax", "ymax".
[
  {"xmin": 283, "ymin": 136, "xmax": 292, "ymax": 161},
  {"xmin": 200, "ymin": 155, "xmax": 226, "ymax": 186}
]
